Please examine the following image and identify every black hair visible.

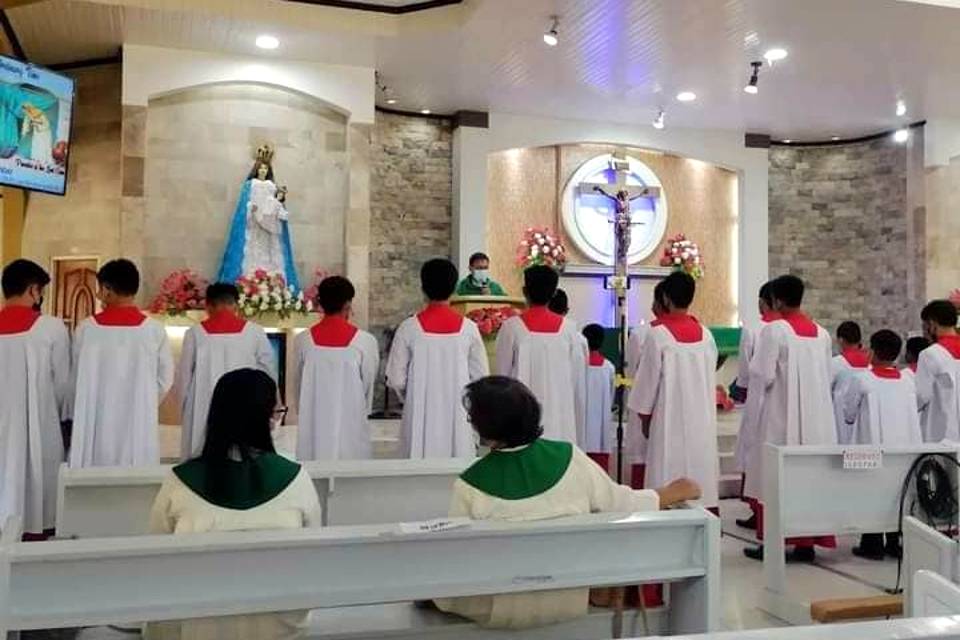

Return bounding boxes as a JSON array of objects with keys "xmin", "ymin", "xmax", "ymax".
[
  {"xmin": 421, "ymin": 258, "xmax": 458, "ymax": 302},
  {"xmin": 201, "ymin": 368, "xmax": 277, "ymax": 461},
  {"xmin": 583, "ymin": 323, "xmax": 606, "ymax": 351},
  {"xmin": 247, "ymin": 160, "xmax": 274, "ymax": 182},
  {"xmin": 97, "ymin": 259, "xmax": 140, "ymax": 297},
  {"xmin": 837, "ymin": 320, "xmax": 862, "ymax": 346},
  {"xmin": 317, "ymin": 275, "xmax": 355, "ymax": 314},
  {"xmin": 921, "ymin": 300, "xmax": 959, "ymax": 329},
  {"xmin": 660, "ymin": 271, "xmax": 696, "ymax": 309},
  {"xmin": 463, "ymin": 376, "xmax": 543, "ymax": 448},
  {"xmin": 759, "ymin": 281, "xmax": 775, "ymax": 308},
  {"xmin": 905, "ymin": 336, "xmax": 931, "ymax": 363},
  {"xmin": 523, "ymin": 265, "xmax": 560, "ymax": 306},
  {"xmin": 1, "ymin": 259, "xmax": 50, "ymax": 298},
  {"xmin": 469, "ymin": 252, "xmax": 490, "ymax": 266},
  {"xmin": 205, "ymin": 282, "xmax": 240, "ymax": 306},
  {"xmin": 870, "ymin": 329, "xmax": 903, "ymax": 363},
  {"xmin": 548, "ymin": 288, "xmax": 569, "ymax": 315},
  {"xmin": 772, "ymin": 274, "xmax": 805, "ymax": 308}
]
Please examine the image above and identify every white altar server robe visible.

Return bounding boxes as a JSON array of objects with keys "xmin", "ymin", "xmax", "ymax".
[
  {"xmin": 495, "ymin": 306, "xmax": 587, "ymax": 444},
  {"xmin": 70, "ymin": 307, "xmax": 174, "ymax": 468},
  {"xmin": 177, "ymin": 314, "xmax": 275, "ymax": 459},
  {"xmin": 584, "ymin": 353, "xmax": 615, "ymax": 452},
  {"xmin": 627, "ymin": 314, "xmax": 719, "ymax": 507},
  {"xmin": 386, "ymin": 303, "xmax": 488, "ymax": 458},
  {"xmin": 915, "ymin": 338, "xmax": 960, "ymax": 443},
  {"xmin": 743, "ymin": 313, "xmax": 836, "ymax": 500},
  {"xmin": 0, "ymin": 308, "xmax": 71, "ymax": 533},
  {"xmin": 733, "ymin": 324, "xmax": 758, "ymax": 471},
  {"xmin": 294, "ymin": 316, "xmax": 379, "ymax": 460},
  {"xmin": 831, "ymin": 350, "xmax": 870, "ymax": 444},
  {"xmin": 625, "ymin": 324, "xmax": 650, "ymax": 463},
  {"xmin": 842, "ymin": 368, "xmax": 923, "ymax": 445}
]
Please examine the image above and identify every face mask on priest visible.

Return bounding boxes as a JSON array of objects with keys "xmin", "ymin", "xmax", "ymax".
[{"xmin": 472, "ymin": 269, "xmax": 490, "ymax": 285}]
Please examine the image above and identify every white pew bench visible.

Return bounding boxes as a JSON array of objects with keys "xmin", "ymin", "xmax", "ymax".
[
  {"xmin": 645, "ymin": 617, "xmax": 960, "ymax": 640},
  {"xmin": 761, "ymin": 443, "xmax": 960, "ymax": 625},
  {"xmin": 0, "ymin": 509, "xmax": 720, "ymax": 638},
  {"xmin": 56, "ymin": 458, "xmax": 472, "ymax": 537},
  {"xmin": 903, "ymin": 517, "xmax": 960, "ymax": 616}
]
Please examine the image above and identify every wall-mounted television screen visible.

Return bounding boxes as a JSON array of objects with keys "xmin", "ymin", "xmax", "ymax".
[{"xmin": 0, "ymin": 55, "xmax": 75, "ymax": 196}]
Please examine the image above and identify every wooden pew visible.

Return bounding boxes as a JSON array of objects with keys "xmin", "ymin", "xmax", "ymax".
[
  {"xmin": 56, "ymin": 458, "xmax": 472, "ymax": 538},
  {"xmin": 0, "ymin": 509, "xmax": 720, "ymax": 637}
]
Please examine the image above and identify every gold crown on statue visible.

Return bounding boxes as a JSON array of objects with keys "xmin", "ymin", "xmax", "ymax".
[{"xmin": 255, "ymin": 144, "xmax": 275, "ymax": 165}]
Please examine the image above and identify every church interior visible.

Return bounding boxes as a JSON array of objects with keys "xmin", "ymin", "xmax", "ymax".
[{"xmin": 3, "ymin": 0, "xmax": 960, "ymax": 638}]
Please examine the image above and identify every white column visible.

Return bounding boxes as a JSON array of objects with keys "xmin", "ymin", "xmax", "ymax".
[
  {"xmin": 738, "ymin": 147, "xmax": 770, "ymax": 328},
  {"xmin": 451, "ymin": 125, "xmax": 490, "ymax": 274}
]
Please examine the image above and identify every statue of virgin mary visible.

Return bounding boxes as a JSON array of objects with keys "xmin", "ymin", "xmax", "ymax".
[{"xmin": 216, "ymin": 145, "xmax": 300, "ymax": 290}]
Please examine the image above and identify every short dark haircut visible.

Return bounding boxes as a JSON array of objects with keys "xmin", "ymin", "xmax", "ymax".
[
  {"xmin": 837, "ymin": 321, "xmax": 862, "ymax": 346},
  {"xmin": 870, "ymin": 330, "xmax": 902, "ymax": 363},
  {"xmin": 1, "ymin": 259, "xmax": 50, "ymax": 298},
  {"xmin": 583, "ymin": 323, "xmax": 605, "ymax": 351},
  {"xmin": 421, "ymin": 258, "xmax": 459, "ymax": 301},
  {"xmin": 660, "ymin": 271, "xmax": 696, "ymax": 309},
  {"xmin": 205, "ymin": 282, "xmax": 240, "ymax": 306},
  {"xmin": 317, "ymin": 276, "xmax": 355, "ymax": 314},
  {"xmin": 921, "ymin": 300, "xmax": 958, "ymax": 329},
  {"xmin": 772, "ymin": 274, "xmax": 805, "ymax": 308},
  {"xmin": 97, "ymin": 259, "xmax": 140, "ymax": 297},
  {"xmin": 759, "ymin": 281, "xmax": 775, "ymax": 308},
  {"xmin": 547, "ymin": 288, "xmax": 569, "ymax": 315},
  {"xmin": 524, "ymin": 265, "xmax": 560, "ymax": 306},
  {"xmin": 463, "ymin": 376, "xmax": 543, "ymax": 447},
  {"xmin": 201, "ymin": 368, "xmax": 277, "ymax": 461},
  {"xmin": 469, "ymin": 252, "xmax": 490, "ymax": 266},
  {"xmin": 905, "ymin": 336, "xmax": 931, "ymax": 363}
]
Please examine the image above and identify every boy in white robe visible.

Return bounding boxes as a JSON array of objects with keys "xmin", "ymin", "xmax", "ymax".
[
  {"xmin": 435, "ymin": 376, "xmax": 701, "ymax": 630},
  {"xmin": 627, "ymin": 271, "xmax": 719, "ymax": 511},
  {"xmin": 831, "ymin": 320, "xmax": 870, "ymax": 444},
  {"xmin": 496, "ymin": 265, "xmax": 587, "ymax": 444},
  {"xmin": 0, "ymin": 260, "xmax": 71, "ymax": 538},
  {"xmin": 294, "ymin": 276, "xmax": 379, "ymax": 460},
  {"xmin": 903, "ymin": 336, "xmax": 931, "ymax": 434},
  {"xmin": 70, "ymin": 259, "xmax": 174, "ymax": 468},
  {"xmin": 842, "ymin": 330, "xmax": 921, "ymax": 559},
  {"xmin": 387, "ymin": 258, "xmax": 488, "ymax": 458},
  {"xmin": 916, "ymin": 300, "xmax": 960, "ymax": 443},
  {"xmin": 743, "ymin": 275, "xmax": 837, "ymax": 562},
  {"xmin": 582, "ymin": 324, "xmax": 615, "ymax": 466},
  {"xmin": 177, "ymin": 283, "xmax": 275, "ymax": 459}
]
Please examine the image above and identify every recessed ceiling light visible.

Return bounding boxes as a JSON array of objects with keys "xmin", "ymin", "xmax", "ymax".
[
  {"xmin": 255, "ymin": 35, "xmax": 280, "ymax": 50},
  {"xmin": 543, "ymin": 16, "xmax": 560, "ymax": 46},
  {"xmin": 420, "ymin": 109, "xmax": 431, "ymax": 115},
  {"xmin": 676, "ymin": 91, "xmax": 697, "ymax": 102},
  {"xmin": 893, "ymin": 128, "xmax": 910, "ymax": 143},
  {"xmin": 764, "ymin": 48, "xmax": 788, "ymax": 64},
  {"xmin": 831, "ymin": 136, "xmax": 840, "ymax": 141},
  {"xmin": 896, "ymin": 100, "xmax": 907, "ymax": 117},
  {"xmin": 386, "ymin": 98, "xmax": 397, "ymax": 105},
  {"xmin": 783, "ymin": 139, "xmax": 792, "ymax": 143}
]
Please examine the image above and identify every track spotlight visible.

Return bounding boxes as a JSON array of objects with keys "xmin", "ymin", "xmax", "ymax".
[
  {"xmin": 543, "ymin": 16, "xmax": 560, "ymax": 46},
  {"xmin": 653, "ymin": 110, "xmax": 665, "ymax": 129},
  {"xmin": 744, "ymin": 61, "xmax": 762, "ymax": 94}
]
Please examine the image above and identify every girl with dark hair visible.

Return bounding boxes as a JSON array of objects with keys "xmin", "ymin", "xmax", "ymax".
[{"xmin": 147, "ymin": 368, "xmax": 320, "ymax": 640}]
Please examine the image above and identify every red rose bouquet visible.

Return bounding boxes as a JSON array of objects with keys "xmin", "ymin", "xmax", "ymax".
[
  {"xmin": 149, "ymin": 269, "xmax": 208, "ymax": 316},
  {"xmin": 467, "ymin": 306, "xmax": 521, "ymax": 338},
  {"xmin": 659, "ymin": 233, "xmax": 704, "ymax": 280}
]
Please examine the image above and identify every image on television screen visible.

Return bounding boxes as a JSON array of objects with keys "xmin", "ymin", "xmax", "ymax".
[{"xmin": 0, "ymin": 55, "xmax": 75, "ymax": 196}]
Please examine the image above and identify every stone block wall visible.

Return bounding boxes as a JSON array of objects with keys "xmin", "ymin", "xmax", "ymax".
[{"xmin": 926, "ymin": 155, "xmax": 960, "ymax": 299}]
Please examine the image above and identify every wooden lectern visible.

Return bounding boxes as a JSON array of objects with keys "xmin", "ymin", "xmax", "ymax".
[{"xmin": 449, "ymin": 296, "xmax": 527, "ymax": 372}]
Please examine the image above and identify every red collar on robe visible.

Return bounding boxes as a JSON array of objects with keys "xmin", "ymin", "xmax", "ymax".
[
  {"xmin": 938, "ymin": 335, "xmax": 960, "ymax": 359},
  {"xmin": 589, "ymin": 351, "xmax": 606, "ymax": 366},
  {"xmin": 202, "ymin": 310, "xmax": 247, "ymax": 334},
  {"xmin": 0, "ymin": 305, "xmax": 41, "ymax": 335},
  {"xmin": 651, "ymin": 312, "xmax": 703, "ymax": 343},
  {"xmin": 761, "ymin": 311, "xmax": 782, "ymax": 324},
  {"xmin": 311, "ymin": 315, "xmax": 358, "ymax": 347},
  {"xmin": 841, "ymin": 348, "xmax": 870, "ymax": 368},
  {"xmin": 871, "ymin": 365, "xmax": 902, "ymax": 380},
  {"xmin": 417, "ymin": 302, "xmax": 463, "ymax": 334},
  {"xmin": 521, "ymin": 305, "xmax": 563, "ymax": 334},
  {"xmin": 94, "ymin": 305, "xmax": 147, "ymax": 327},
  {"xmin": 779, "ymin": 310, "xmax": 818, "ymax": 338}
]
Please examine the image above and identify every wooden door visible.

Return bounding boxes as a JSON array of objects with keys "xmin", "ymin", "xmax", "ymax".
[{"xmin": 53, "ymin": 257, "xmax": 99, "ymax": 332}]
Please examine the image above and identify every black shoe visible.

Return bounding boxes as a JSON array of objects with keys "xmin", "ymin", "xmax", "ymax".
[
  {"xmin": 787, "ymin": 546, "xmax": 816, "ymax": 563},
  {"xmin": 743, "ymin": 546, "xmax": 763, "ymax": 561},
  {"xmin": 852, "ymin": 546, "xmax": 886, "ymax": 561},
  {"xmin": 736, "ymin": 515, "xmax": 757, "ymax": 530}
]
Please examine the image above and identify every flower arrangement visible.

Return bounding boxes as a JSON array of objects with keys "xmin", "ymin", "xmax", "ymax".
[
  {"xmin": 236, "ymin": 269, "xmax": 310, "ymax": 319},
  {"xmin": 149, "ymin": 269, "xmax": 208, "ymax": 316},
  {"xmin": 303, "ymin": 268, "xmax": 334, "ymax": 309},
  {"xmin": 516, "ymin": 226, "xmax": 567, "ymax": 271},
  {"xmin": 659, "ymin": 233, "xmax": 704, "ymax": 279},
  {"xmin": 466, "ymin": 306, "xmax": 521, "ymax": 338},
  {"xmin": 950, "ymin": 289, "xmax": 960, "ymax": 311}
]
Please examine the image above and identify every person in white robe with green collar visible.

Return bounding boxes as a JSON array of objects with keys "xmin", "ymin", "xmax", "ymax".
[{"xmin": 434, "ymin": 376, "xmax": 701, "ymax": 630}]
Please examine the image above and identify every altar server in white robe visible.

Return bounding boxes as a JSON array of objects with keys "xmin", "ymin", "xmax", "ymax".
[
  {"xmin": 581, "ymin": 323, "xmax": 615, "ymax": 463},
  {"xmin": 177, "ymin": 282, "xmax": 275, "ymax": 459},
  {"xmin": 435, "ymin": 376, "xmax": 701, "ymax": 630},
  {"xmin": 831, "ymin": 320, "xmax": 870, "ymax": 444},
  {"xmin": 295, "ymin": 276, "xmax": 379, "ymax": 460},
  {"xmin": 0, "ymin": 260, "xmax": 70, "ymax": 538},
  {"xmin": 742, "ymin": 275, "xmax": 836, "ymax": 562},
  {"xmin": 70, "ymin": 259, "xmax": 174, "ymax": 468},
  {"xmin": 627, "ymin": 271, "xmax": 719, "ymax": 510},
  {"xmin": 903, "ymin": 336, "xmax": 930, "ymax": 381},
  {"xmin": 496, "ymin": 265, "xmax": 587, "ymax": 444},
  {"xmin": 916, "ymin": 300, "xmax": 960, "ymax": 443},
  {"xmin": 387, "ymin": 258, "xmax": 488, "ymax": 458}
]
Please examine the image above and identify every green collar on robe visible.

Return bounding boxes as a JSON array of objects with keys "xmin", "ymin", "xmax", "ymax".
[
  {"xmin": 173, "ymin": 453, "xmax": 301, "ymax": 510},
  {"xmin": 460, "ymin": 439, "xmax": 573, "ymax": 500}
]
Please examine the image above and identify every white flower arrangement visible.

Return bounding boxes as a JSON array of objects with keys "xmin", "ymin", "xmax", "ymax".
[{"xmin": 236, "ymin": 269, "xmax": 310, "ymax": 319}]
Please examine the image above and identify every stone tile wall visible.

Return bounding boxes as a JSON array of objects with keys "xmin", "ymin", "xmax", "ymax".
[{"xmin": 926, "ymin": 156, "xmax": 960, "ymax": 299}]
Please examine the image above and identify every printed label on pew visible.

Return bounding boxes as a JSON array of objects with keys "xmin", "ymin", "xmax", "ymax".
[
  {"xmin": 396, "ymin": 518, "xmax": 472, "ymax": 534},
  {"xmin": 842, "ymin": 449, "xmax": 883, "ymax": 470}
]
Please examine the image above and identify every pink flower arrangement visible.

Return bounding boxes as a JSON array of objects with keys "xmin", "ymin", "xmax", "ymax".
[
  {"xmin": 236, "ymin": 270, "xmax": 309, "ymax": 319},
  {"xmin": 304, "ymin": 268, "xmax": 334, "ymax": 308},
  {"xmin": 949, "ymin": 289, "xmax": 960, "ymax": 310},
  {"xmin": 149, "ymin": 269, "xmax": 208, "ymax": 316},
  {"xmin": 466, "ymin": 306, "xmax": 521, "ymax": 338},
  {"xmin": 659, "ymin": 233, "xmax": 704, "ymax": 280},
  {"xmin": 516, "ymin": 226, "xmax": 567, "ymax": 272}
]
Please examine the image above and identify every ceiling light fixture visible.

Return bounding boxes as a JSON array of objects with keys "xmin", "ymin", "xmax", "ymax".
[
  {"xmin": 894, "ymin": 128, "xmax": 910, "ymax": 143},
  {"xmin": 676, "ymin": 91, "xmax": 697, "ymax": 102},
  {"xmin": 420, "ymin": 109, "xmax": 432, "ymax": 115},
  {"xmin": 763, "ymin": 47, "xmax": 788, "ymax": 64},
  {"xmin": 783, "ymin": 139, "xmax": 792, "ymax": 144},
  {"xmin": 896, "ymin": 100, "xmax": 907, "ymax": 117},
  {"xmin": 831, "ymin": 136, "xmax": 840, "ymax": 141},
  {"xmin": 653, "ymin": 109, "xmax": 665, "ymax": 129},
  {"xmin": 386, "ymin": 98, "xmax": 397, "ymax": 105},
  {"xmin": 543, "ymin": 16, "xmax": 560, "ymax": 46},
  {"xmin": 255, "ymin": 35, "xmax": 280, "ymax": 50},
  {"xmin": 744, "ymin": 61, "xmax": 762, "ymax": 94}
]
